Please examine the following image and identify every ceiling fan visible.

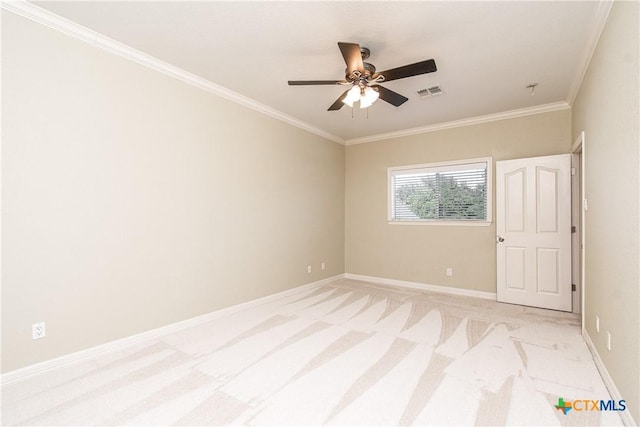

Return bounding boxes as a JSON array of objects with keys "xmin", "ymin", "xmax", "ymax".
[{"xmin": 288, "ymin": 42, "xmax": 437, "ymax": 111}]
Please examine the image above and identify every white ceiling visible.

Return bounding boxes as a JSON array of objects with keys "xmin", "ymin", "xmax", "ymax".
[{"xmin": 31, "ymin": 1, "xmax": 606, "ymax": 143}]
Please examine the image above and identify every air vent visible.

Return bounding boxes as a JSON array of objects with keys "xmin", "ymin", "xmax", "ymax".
[{"xmin": 417, "ymin": 85, "xmax": 444, "ymax": 98}]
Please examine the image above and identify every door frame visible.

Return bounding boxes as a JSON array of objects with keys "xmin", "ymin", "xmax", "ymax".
[
  {"xmin": 571, "ymin": 131, "xmax": 586, "ymax": 325},
  {"xmin": 571, "ymin": 150, "xmax": 581, "ymax": 314}
]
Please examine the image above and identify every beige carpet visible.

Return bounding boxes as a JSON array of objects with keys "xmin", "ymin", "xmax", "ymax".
[{"xmin": 2, "ymin": 278, "xmax": 623, "ymax": 426}]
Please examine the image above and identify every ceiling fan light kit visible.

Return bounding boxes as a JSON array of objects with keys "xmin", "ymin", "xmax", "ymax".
[
  {"xmin": 343, "ymin": 85, "xmax": 380, "ymax": 109},
  {"xmin": 288, "ymin": 42, "xmax": 437, "ymax": 111}
]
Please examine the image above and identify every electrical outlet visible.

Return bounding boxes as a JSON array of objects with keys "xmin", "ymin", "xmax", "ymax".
[
  {"xmin": 446, "ymin": 268, "xmax": 453, "ymax": 277},
  {"xmin": 307, "ymin": 265, "xmax": 312, "ymax": 274},
  {"xmin": 321, "ymin": 262, "xmax": 326, "ymax": 270},
  {"xmin": 596, "ymin": 316, "xmax": 600, "ymax": 333},
  {"xmin": 32, "ymin": 322, "xmax": 46, "ymax": 340},
  {"xmin": 606, "ymin": 331, "xmax": 612, "ymax": 351}
]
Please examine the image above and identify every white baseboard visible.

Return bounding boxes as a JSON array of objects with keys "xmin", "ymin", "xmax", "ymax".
[
  {"xmin": 344, "ymin": 273, "xmax": 497, "ymax": 300},
  {"xmin": 582, "ymin": 328, "xmax": 637, "ymax": 426},
  {"xmin": 1, "ymin": 274, "xmax": 344, "ymax": 386}
]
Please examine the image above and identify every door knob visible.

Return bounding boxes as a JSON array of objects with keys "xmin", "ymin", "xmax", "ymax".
[{"xmin": 497, "ymin": 236, "xmax": 505, "ymax": 243}]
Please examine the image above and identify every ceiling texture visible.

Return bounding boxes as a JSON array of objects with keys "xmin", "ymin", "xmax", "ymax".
[{"xmin": 22, "ymin": 1, "xmax": 611, "ymax": 144}]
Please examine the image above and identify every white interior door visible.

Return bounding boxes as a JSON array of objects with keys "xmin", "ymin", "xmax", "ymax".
[{"xmin": 496, "ymin": 154, "xmax": 572, "ymax": 311}]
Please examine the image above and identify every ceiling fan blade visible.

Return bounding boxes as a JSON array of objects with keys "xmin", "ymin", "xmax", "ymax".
[
  {"xmin": 377, "ymin": 59, "xmax": 437, "ymax": 82},
  {"xmin": 328, "ymin": 89, "xmax": 350, "ymax": 111},
  {"xmin": 338, "ymin": 42, "xmax": 364, "ymax": 75},
  {"xmin": 372, "ymin": 84, "xmax": 408, "ymax": 107},
  {"xmin": 288, "ymin": 80, "xmax": 346, "ymax": 85}
]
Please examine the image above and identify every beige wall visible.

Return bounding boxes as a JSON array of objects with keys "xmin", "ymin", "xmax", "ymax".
[
  {"xmin": 4, "ymin": 8, "xmax": 638, "ymax": 423},
  {"xmin": 345, "ymin": 110, "xmax": 571, "ymax": 292},
  {"xmin": 1, "ymin": 12, "xmax": 345, "ymax": 373},
  {"xmin": 571, "ymin": 1, "xmax": 639, "ymax": 423}
]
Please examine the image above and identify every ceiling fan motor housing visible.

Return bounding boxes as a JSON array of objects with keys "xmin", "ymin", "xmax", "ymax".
[
  {"xmin": 346, "ymin": 62, "xmax": 376, "ymax": 82},
  {"xmin": 345, "ymin": 46, "xmax": 376, "ymax": 81}
]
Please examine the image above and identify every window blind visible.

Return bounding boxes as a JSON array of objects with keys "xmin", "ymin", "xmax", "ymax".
[{"xmin": 390, "ymin": 161, "xmax": 488, "ymax": 222}]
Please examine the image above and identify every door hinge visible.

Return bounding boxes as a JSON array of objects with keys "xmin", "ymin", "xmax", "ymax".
[
  {"xmin": 571, "ymin": 167, "xmax": 576, "ymax": 176},
  {"xmin": 571, "ymin": 226, "xmax": 576, "ymax": 233},
  {"xmin": 572, "ymin": 284, "xmax": 576, "ymax": 291}
]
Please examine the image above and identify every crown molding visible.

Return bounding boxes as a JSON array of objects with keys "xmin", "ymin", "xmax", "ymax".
[
  {"xmin": 345, "ymin": 101, "xmax": 571, "ymax": 145},
  {"xmin": 3, "ymin": 1, "xmax": 598, "ymax": 147},
  {"xmin": 1, "ymin": 1, "xmax": 345, "ymax": 145},
  {"xmin": 566, "ymin": 0, "xmax": 613, "ymax": 106}
]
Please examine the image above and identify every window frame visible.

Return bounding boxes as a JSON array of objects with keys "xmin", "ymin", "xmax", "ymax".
[{"xmin": 387, "ymin": 157, "xmax": 493, "ymax": 226}]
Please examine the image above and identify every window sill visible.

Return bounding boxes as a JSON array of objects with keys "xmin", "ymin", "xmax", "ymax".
[{"xmin": 388, "ymin": 220, "xmax": 493, "ymax": 227}]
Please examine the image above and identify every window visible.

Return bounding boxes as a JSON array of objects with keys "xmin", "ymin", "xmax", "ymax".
[{"xmin": 388, "ymin": 157, "xmax": 492, "ymax": 225}]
